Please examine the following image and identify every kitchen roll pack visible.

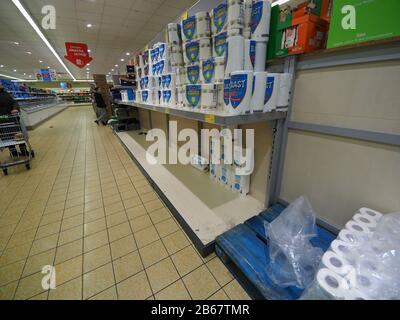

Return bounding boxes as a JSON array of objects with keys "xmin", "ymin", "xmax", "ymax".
[
  {"xmin": 251, "ymin": 71, "xmax": 268, "ymax": 112},
  {"xmin": 243, "ymin": 0, "xmax": 253, "ymax": 39},
  {"xmin": 167, "ymin": 23, "xmax": 181, "ymax": 45},
  {"xmin": 229, "ymin": 70, "xmax": 253, "ymax": 114},
  {"xmin": 201, "ymin": 58, "xmax": 215, "ymax": 84},
  {"xmin": 182, "ymin": 15, "xmax": 197, "ymax": 42},
  {"xmin": 244, "ymin": 39, "xmax": 256, "ymax": 71},
  {"xmin": 199, "ymin": 37, "xmax": 212, "ymax": 61},
  {"xmin": 225, "ymin": 35, "xmax": 244, "ymax": 76},
  {"xmin": 227, "ymin": 0, "xmax": 244, "ymax": 30},
  {"xmin": 211, "ymin": 3, "xmax": 228, "ymax": 35},
  {"xmin": 186, "ymin": 63, "xmax": 200, "ymax": 84},
  {"xmin": 201, "ymin": 84, "xmax": 217, "ymax": 109},
  {"xmin": 254, "ymin": 41, "xmax": 267, "ymax": 72},
  {"xmin": 196, "ymin": 11, "xmax": 211, "ymax": 38},
  {"xmin": 185, "ymin": 84, "xmax": 202, "ymax": 109},
  {"xmin": 184, "ymin": 40, "xmax": 200, "ymax": 64},
  {"xmin": 214, "ymin": 56, "xmax": 225, "ymax": 83},
  {"xmin": 264, "ymin": 73, "xmax": 280, "ymax": 112},
  {"xmin": 213, "ymin": 32, "xmax": 227, "ymax": 57},
  {"xmin": 251, "ymin": 0, "xmax": 271, "ymax": 41}
]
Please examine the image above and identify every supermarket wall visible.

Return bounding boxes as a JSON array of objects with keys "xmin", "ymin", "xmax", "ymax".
[
  {"xmin": 280, "ymin": 60, "xmax": 400, "ymax": 228},
  {"xmin": 27, "ymin": 81, "xmax": 92, "ymax": 89}
]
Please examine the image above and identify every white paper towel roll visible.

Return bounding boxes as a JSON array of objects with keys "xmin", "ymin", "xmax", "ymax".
[
  {"xmin": 230, "ymin": 70, "xmax": 253, "ymax": 114},
  {"xmin": 353, "ymin": 213, "xmax": 378, "ymax": 230},
  {"xmin": 176, "ymin": 85, "xmax": 185, "ymax": 108},
  {"xmin": 213, "ymin": 32, "xmax": 227, "ymax": 57},
  {"xmin": 223, "ymin": 77, "xmax": 231, "ymax": 112},
  {"xmin": 254, "ymin": 41, "xmax": 267, "ymax": 72},
  {"xmin": 244, "ymin": 39, "xmax": 256, "ymax": 71},
  {"xmin": 201, "ymin": 58, "xmax": 215, "ymax": 84},
  {"xmin": 251, "ymin": 0, "xmax": 271, "ymax": 41},
  {"xmin": 227, "ymin": 0, "xmax": 244, "ymax": 30},
  {"xmin": 201, "ymin": 84, "xmax": 217, "ymax": 109},
  {"xmin": 359, "ymin": 208, "xmax": 383, "ymax": 221},
  {"xmin": 277, "ymin": 73, "xmax": 292, "ymax": 111},
  {"xmin": 225, "ymin": 35, "xmax": 245, "ymax": 76},
  {"xmin": 346, "ymin": 221, "xmax": 372, "ymax": 234},
  {"xmin": 264, "ymin": 73, "xmax": 280, "ymax": 112},
  {"xmin": 211, "ymin": 3, "xmax": 228, "ymax": 35},
  {"xmin": 251, "ymin": 71, "xmax": 268, "ymax": 113},
  {"xmin": 182, "ymin": 15, "xmax": 197, "ymax": 42},
  {"xmin": 169, "ymin": 44, "xmax": 183, "ymax": 65},
  {"xmin": 316, "ymin": 268, "xmax": 349, "ymax": 299},
  {"xmin": 167, "ymin": 23, "xmax": 181, "ymax": 44},
  {"xmin": 196, "ymin": 11, "xmax": 211, "ymax": 38},
  {"xmin": 199, "ymin": 37, "xmax": 212, "ymax": 61},
  {"xmin": 321, "ymin": 251, "xmax": 351, "ymax": 276},
  {"xmin": 185, "ymin": 84, "xmax": 202, "ymax": 109},
  {"xmin": 214, "ymin": 56, "xmax": 225, "ymax": 83}
]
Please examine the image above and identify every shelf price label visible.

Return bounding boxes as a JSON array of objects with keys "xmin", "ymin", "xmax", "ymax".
[
  {"xmin": 180, "ymin": 11, "xmax": 188, "ymax": 20},
  {"xmin": 204, "ymin": 114, "xmax": 215, "ymax": 124}
]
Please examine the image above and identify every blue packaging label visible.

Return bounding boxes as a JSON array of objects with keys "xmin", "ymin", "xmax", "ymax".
[
  {"xmin": 143, "ymin": 77, "xmax": 149, "ymax": 89},
  {"xmin": 140, "ymin": 78, "xmax": 144, "ymax": 90},
  {"xmin": 186, "ymin": 84, "xmax": 201, "ymax": 108},
  {"xmin": 251, "ymin": 1, "xmax": 263, "ymax": 34},
  {"xmin": 164, "ymin": 90, "xmax": 172, "ymax": 103},
  {"xmin": 234, "ymin": 175, "xmax": 241, "ymax": 191},
  {"xmin": 214, "ymin": 32, "xmax": 227, "ymax": 57},
  {"xmin": 144, "ymin": 65, "xmax": 149, "ymax": 76},
  {"xmin": 249, "ymin": 40, "xmax": 256, "ymax": 68},
  {"xmin": 159, "ymin": 44, "xmax": 165, "ymax": 59},
  {"xmin": 152, "ymin": 64, "xmax": 157, "ymax": 75},
  {"xmin": 161, "ymin": 75, "xmax": 166, "ymax": 89},
  {"xmin": 230, "ymin": 74, "xmax": 248, "ymax": 109},
  {"xmin": 165, "ymin": 74, "xmax": 172, "ymax": 88},
  {"xmin": 213, "ymin": 3, "xmax": 227, "ymax": 33},
  {"xmin": 223, "ymin": 78, "xmax": 230, "ymax": 105},
  {"xmin": 264, "ymin": 76, "xmax": 275, "ymax": 104},
  {"xmin": 185, "ymin": 41, "xmax": 199, "ymax": 63},
  {"xmin": 150, "ymin": 49, "xmax": 156, "ymax": 63},
  {"xmin": 187, "ymin": 64, "xmax": 200, "ymax": 84},
  {"xmin": 142, "ymin": 90, "xmax": 148, "ymax": 103},
  {"xmin": 183, "ymin": 16, "xmax": 196, "ymax": 41},
  {"xmin": 202, "ymin": 59, "xmax": 215, "ymax": 83},
  {"xmin": 221, "ymin": 167, "xmax": 227, "ymax": 183}
]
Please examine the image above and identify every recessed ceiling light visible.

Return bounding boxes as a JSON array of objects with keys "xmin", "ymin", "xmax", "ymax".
[
  {"xmin": 29, "ymin": 75, "xmax": 32, "ymax": 78},
  {"xmin": 88, "ymin": 49, "xmax": 91, "ymax": 53},
  {"xmin": 14, "ymin": 69, "xmax": 17, "ymax": 72},
  {"xmin": 86, "ymin": 68, "xmax": 90, "ymax": 71},
  {"xmin": 0, "ymin": 65, "xmax": 4, "ymax": 68},
  {"xmin": 86, "ymin": 23, "xmax": 93, "ymax": 28},
  {"xmin": 120, "ymin": 59, "xmax": 125, "ymax": 62},
  {"xmin": 39, "ymin": 60, "xmax": 43, "ymax": 63},
  {"xmin": 115, "ymin": 64, "xmax": 119, "ymax": 67},
  {"xmin": 47, "ymin": 66, "xmax": 51, "ymax": 69},
  {"xmin": 23, "ymin": 73, "xmax": 27, "ymax": 75},
  {"xmin": 26, "ymin": 51, "xmax": 32, "ymax": 55},
  {"xmin": 126, "ymin": 52, "xmax": 130, "ymax": 56},
  {"xmin": 111, "ymin": 69, "xmax": 114, "ymax": 71},
  {"xmin": 13, "ymin": 42, "xmax": 19, "ymax": 45}
]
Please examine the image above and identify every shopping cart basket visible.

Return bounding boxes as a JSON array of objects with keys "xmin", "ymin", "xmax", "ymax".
[{"xmin": 0, "ymin": 114, "xmax": 35, "ymax": 175}]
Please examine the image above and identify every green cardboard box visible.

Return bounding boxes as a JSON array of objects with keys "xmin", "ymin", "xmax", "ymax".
[{"xmin": 327, "ymin": 0, "xmax": 400, "ymax": 48}]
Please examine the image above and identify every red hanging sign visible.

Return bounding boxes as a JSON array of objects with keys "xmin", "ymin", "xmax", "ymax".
[{"xmin": 64, "ymin": 42, "xmax": 93, "ymax": 68}]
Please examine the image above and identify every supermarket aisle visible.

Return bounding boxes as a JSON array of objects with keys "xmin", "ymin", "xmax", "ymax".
[{"xmin": 0, "ymin": 106, "xmax": 249, "ymax": 300}]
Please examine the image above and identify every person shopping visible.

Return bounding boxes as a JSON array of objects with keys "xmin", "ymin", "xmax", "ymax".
[
  {"xmin": 0, "ymin": 84, "xmax": 29, "ymax": 157},
  {"xmin": 93, "ymin": 87, "xmax": 108, "ymax": 126}
]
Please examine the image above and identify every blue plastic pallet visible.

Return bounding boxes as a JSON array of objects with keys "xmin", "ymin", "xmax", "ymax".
[{"xmin": 215, "ymin": 204, "xmax": 336, "ymax": 300}]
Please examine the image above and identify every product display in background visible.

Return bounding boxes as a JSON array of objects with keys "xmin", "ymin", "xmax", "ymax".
[
  {"xmin": 302, "ymin": 207, "xmax": 400, "ymax": 300},
  {"xmin": 327, "ymin": 0, "xmax": 400, "ymax": 48}
]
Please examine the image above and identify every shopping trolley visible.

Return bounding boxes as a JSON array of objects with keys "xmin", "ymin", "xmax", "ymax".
[{"xmin": 0, "ymin": 114, "xmax": 35, "ymax": 175}]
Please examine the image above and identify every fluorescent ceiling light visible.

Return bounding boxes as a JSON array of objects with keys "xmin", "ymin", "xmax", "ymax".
[
  {"xmin": 0, "ymin": 65, "xmax": 4, "ymax": 68},
  {"xmin": 26, "ymin": 51, "xmax": 32, "ymax": 55},
  {"xmin": 0, "ymin": 73, "xmax": 23, "ymax": 81},
  {"xmin": 86, "ymin": 23, "xmax": 93, "ymax": 28},
  {"xmin": 12, "ymin": 0, "xmax": 76, "ymax": 81}
]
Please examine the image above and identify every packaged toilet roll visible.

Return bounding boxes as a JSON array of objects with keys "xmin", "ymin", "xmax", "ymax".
[
  {"xmin": 199, "ymin": 37, "xmax": 212, "ymax": 61},
  {"xmin": 315, "ymin": 268, "xmax": 349, "ymax": 300},
  {"xmin": 243, "ymin": 0, "xmax": 253, "ymax": 39},
  {"xmin": 277, "ymin": 73, "xmax": 292, "ymax": 111},
  {"xmin": 185, "ymin": 84, "xmax": 202, "ymax": 109},
  {"xmin": 163, "ymin": 89, "xmax": 177, "ymax": 107},
  {"xmin": 229, "ymin": 70, "xmax": 253, "ymax": 114},
  {"xmin": 211, "ymin": 3, "xmax": 228, "ymax": 34},
  {"xmin": 219, "ymin": 165, "xmax": 233, "ymax": 186},
  {"xmin": 182, "ymin": 15, "xmax": 197, "ymax": 42},
  {"xmin": 330, "ymin": 240, "xmax": 356, "ymax": 261},
  {"xmin": 169, "ymin": 44, "xmax": 183, "ymax": 65},
  {"xmin": 225, "ymin": 35, "xmax": 245, "ymax": 76},
  {"xmin": 201, "ymin": 84, "xmax": 217, "ymax": 110},
  {"xmin": 210, "ymin": 163, "xmax": 221, "ymax": 179},
  {"xmin": 167, "ymin": 23, "xmax": 181, "ymax": 45},
  {"xmin": 251, "ymin": 71, "xmax": 268, "ymax": 112},
  {"xmin": 353, "ymin": 213, "xmax": 378, "ymax": 230},
  {"xmin": 227, "ymin": 28, "xmax": 243, "ymax": 37},
  {"xmin": 321, "ymin": 251, "xmax": 351, "ymax": 276},
  {"xmin": 264, "ymin": 73, "xmax": 280, "ymax": 112},
  {"xmin": 184, "ymin": 40, "xmax": 200, "ymax": 64},
  {"xmin": 150, "ymin": 47, "xmax": 159, "ymax": 65},
  {"xmin": 227, "ymin": 0, "xmax": 244, "ymax": 30},
  {"xmin": 196, "ymin": 11, "xmax": 211, "ymax": 38},
  {"xmin": 201, "ymin": 58, "xmax": 215, "ymax": 84},
  {"xmin": 186, "ymin": 63, "xmax": 200, "ymax": 84},
  {"xmin": 359, "ymin": 208, "xmax": 383, "ymax": 221},
  {"xmin": 162, "ymin": 74, "xmax": 176, "ymax": 90},
  {"xmin": 214, "ymin": 56, "xmax": 225, "ymax": 83},
  {"xmin": 338, "ymin": 229, "xmax": 363, "ymax": 245},
  {"xmin": 216, "ymin": 83, "xmax": 224, "ymax": 111},
  {"xmin": 148, "ymin": 76, "xmax": 159, "ymax": 89},
  {"xmin": 223, "ymin": 77, "xmax": 231, "ymax": 112},
  {"xmin": 158, "ymin": 43, "xmax": 167, "ymax": 60},
  {"xmin": 176, "ymin": 85, "xmax": 185, "ymax": 108},
  {"xmin": 244, "ymin": 39, "xmax": 256, "ymax": 71},
  {"xmin": 231, "ymin": 172, "xmax": 250, "ymax": 195},
  {"xmin": 254, "ymin": 41, "xmax": 267, "ymax": 72},
  {"xmin": 175, "ymin": 67, "xmax": 187, "ymax": 86},
  {"xmin": 213, "ymin": 32, "xmax": 228, "ymax": 57},
  {"xmin": 345, "ymin": 221, "xmax": 372, "ymax": 234},
  {"xmin": 141, "ymin": 90, "xmax": 149, "ymax": 104},
  {"xmin": 251, "ymin": 0, "xmax": 271, "ymax": 41}
]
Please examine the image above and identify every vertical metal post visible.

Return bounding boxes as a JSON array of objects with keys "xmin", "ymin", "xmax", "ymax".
[{"xmin": 266, "ymin": 55, "xmax": 297, "ymax": 207}]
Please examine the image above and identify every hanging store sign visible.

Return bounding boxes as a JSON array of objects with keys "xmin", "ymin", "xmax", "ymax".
[{"xmin": 64, "ymin": 42, "xmax": 93, "ymax": 68}]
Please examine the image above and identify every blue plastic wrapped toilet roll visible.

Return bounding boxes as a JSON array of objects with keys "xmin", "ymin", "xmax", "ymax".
[
  {"xmin": 230, "ymin": 70, "xmax": 253, "ymax": 114},
  {"xmin": 251, "ymin": 71, "xmax": 268, "ymax": 112},
  {"xmin": 225, "ymin": 35, "xmax": 244, "ymax": 76},
  {"xmin": 244, "ymin": 39, "xmax": 256, "ymax": 71},
  {"xmin": 251, "ymin": 0, "xmax": 271, "ymax": 41},
  {"xmin": 264, "ymin": 73, "xmax": 280, "ymax": 112},
  {"xmin": 185, "ymin": 84, "xmax": 202, "ymax": 109}
]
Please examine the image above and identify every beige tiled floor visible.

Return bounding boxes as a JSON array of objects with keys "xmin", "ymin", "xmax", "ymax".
[{"xmin": 0, "ymin": 106, "xmax": 250, "ymax": 300}]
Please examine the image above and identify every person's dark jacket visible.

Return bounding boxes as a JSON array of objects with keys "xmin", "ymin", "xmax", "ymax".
[
  {"xmin": 0, "ymin": 90, "xmax": 19, "ymax": 116},
  {"xmin": 93, "ymin": 92, "xmax": 107, "ymax": 109}
]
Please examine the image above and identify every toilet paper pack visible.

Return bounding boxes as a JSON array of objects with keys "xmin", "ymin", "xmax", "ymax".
[{"xmin": 229, "ymin": 70, "xmax": 253, "ymax": 114}]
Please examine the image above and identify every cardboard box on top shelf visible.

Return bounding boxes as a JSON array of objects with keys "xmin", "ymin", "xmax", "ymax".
[{"xmin": 327, "ymin": 0, "xmax": 400, "ymax": 49}]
